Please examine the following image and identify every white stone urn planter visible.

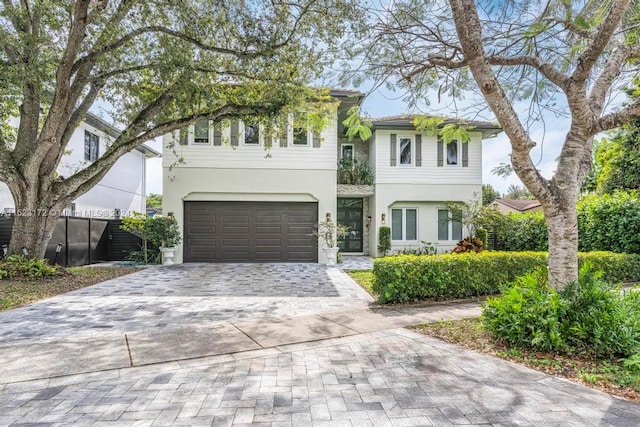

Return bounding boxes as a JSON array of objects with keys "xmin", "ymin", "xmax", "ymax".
[
  {"xmin": 159, "ymin": 247, "xmax": 177, "ymax": 266},
  {"xmin": 323, "ymin": 247, "xmax": 339, "ymax": 266}
]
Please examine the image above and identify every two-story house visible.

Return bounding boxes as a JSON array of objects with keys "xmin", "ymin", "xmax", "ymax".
[
  {"xmin": 0, "ymin": 113, "xmax": 160, "ymax": 218},
  {"xmin": 162, "ymin": 89, "xmax": 501, "ymax": 264}
]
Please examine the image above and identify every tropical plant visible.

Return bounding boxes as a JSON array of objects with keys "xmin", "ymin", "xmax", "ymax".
[
  {"xmin": 313, "ymin": 219, "xmax": 348, "ymax": 249},
  {"xmin": 120, "ymin": 214, "xmax": 182, "ymax": 264},
  {"xmin": 338, "ymin": 158, "xmax": 374, "ymax": 185},
  {"xmin": 377, "ymin": 226, "xmax": 392, "ymax": 256}
]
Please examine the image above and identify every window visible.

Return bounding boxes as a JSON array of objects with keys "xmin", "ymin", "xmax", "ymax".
[
  {"xmin": 446, "ymin": 139, "xmax": 460, "ymax": 166},
  {"xmin": 391, "ymin": 208, "xmax": 417, "ymax": 241},
  {"xmin": 84, "ymin": 130, "xmax": 99, "ymax": 162},
  {"xmin": 341, "ymin": 144, "xmax": 354, "ymax": 160},
  {"xmin": 244, "ymin": 123, "xmax": 260, "ymax": 145},
  {"xmin": 193, "ymin": 119, "xmax": 210, "ymax": 144},
  {"xmin": 438, "ymin": 209, "xmax": 462, "ymax": 241},
  {"xmin": 399, "ymin": 137, "xmax": 412, "ymax": 165},
  {"xmin": 292, "ymin": 126, "xmax": 308, "ymax": 146}
]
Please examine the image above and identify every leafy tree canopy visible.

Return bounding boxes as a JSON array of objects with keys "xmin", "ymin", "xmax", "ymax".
[
  {"xmin": 482, "ymin": 184, "xmax": 500, "ymax": 206},
  {"xmin": 146, "ymin": 193, "xmax": 162, "ymax": 209},
  {"xmin": 0, "ymin": 0, "xmax": 360, "ymax": 256}
]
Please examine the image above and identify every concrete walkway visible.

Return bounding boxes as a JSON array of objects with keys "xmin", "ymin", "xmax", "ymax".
[{"xmin": 1, "ymin": 262, "xmax": 639, "ymax": 425}]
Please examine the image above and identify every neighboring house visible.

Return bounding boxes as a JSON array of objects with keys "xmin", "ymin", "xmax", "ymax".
[
  {"xmin": 0, "ymin": 113, "xmax": 160, "ymax": 218},
  {"xmin": 162, "ymin": 90, "xmax": 502, "ymax": 264},
  {"xmin": 490, "ymin": 198, "xmax": 542, "ymax": 215}
]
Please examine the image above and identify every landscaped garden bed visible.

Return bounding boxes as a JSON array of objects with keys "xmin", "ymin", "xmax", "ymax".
[
  {"xmin": 411, "ymin": 317, "xmax": 640, "ymax": 402},
  {"xmin": 0, "ymin": 257, "xmax": 138, "ymax": 312}
]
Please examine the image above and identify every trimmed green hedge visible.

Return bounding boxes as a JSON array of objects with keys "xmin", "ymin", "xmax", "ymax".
[
  {"xmin": 372, "ymin": 251, "xmax": 640, "ymax": 304},
  {"xmin": 494, "ymin": 191, "xmax": 640, "ymax": 254}
]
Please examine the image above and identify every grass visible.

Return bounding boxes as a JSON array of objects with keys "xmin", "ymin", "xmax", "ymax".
[
  {"xmin": 410, "ymin": 317, "xmax": 640, "ymax": 402},
  {"xmin": 0, "ymin": 266, "xmax": 138, "ymax": 312},
  {"xmin": 346, "ymin": 270, "xmax": 376, "ymax": 295}
]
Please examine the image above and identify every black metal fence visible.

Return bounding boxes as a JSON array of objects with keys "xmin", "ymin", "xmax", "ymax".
[{"xmin": 0, "ymin": 216, "xmax": 142, "ymax": 266}]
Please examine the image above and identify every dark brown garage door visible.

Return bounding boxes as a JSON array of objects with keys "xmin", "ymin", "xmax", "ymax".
[{"xmin": 184, "ymin": 201, "xmax": 318, "ymax": 263}]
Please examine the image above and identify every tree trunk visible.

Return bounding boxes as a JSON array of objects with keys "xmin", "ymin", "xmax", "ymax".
[
  {"xmin": 7, "ymin": 189, "xmax": 64, "ymax": 258},
  {"xmin": 8, "ymin": 211, "xmax": 61, "ymax": 258},
  {"xmin": 544, "ymin": 203, "xmax": 579, "ymax": 290}
]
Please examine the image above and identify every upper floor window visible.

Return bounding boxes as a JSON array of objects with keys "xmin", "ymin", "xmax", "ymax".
[
  {"xmin": 193, "ymin": 119, "xmax": 210, "ymax": 145},
  {"xmin": 341, "ymin": 144, "xmax": 354, "ymax": 160},
  {"xmin": 391, "ymin": 208, "xmax": 417, "ymax": 241},
  {"xmin": 446, "ymin": 139, "xmax": 460, "ymax": 166},
  {"xmin": 244, "ymin": 123, "xmax": 260, "ymax": 145},
  {"xmin": 438, "ymin": 209, "xmax": 462, "ymax": 241},
  {"xmin": 84, "ymin": 130, "xmax": 99, "ymax": 162},
  {"xmin": 293, "ymin": 126, "xmax": 308, "ymax": 146},
  {"xmin": 399, "ymin": 137, "xmax": 412, "ymax": 165}
]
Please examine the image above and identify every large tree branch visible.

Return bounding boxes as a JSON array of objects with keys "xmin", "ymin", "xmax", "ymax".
[
  {"xmin": 40, "ymin": 0, "xmax": 91, "ymax": 144},
  {"xmin": 487, "ymin": 55, "xmax": 567, "ymax": 89},
  {"xmin": 60, "ymin": 104, "xmax": 270, "ymax": 201},
  {"xmin": 72, "ymin": 26, "xmax": 263, "ymax": 74},
  {"xmin": 595, "ymin": 102, "xmax": 640, "ymax": 134},
  {"xmin": 588, "ymin": 43, "xmax": 629, "ymax": 114},
  {"xmin": 448, "ymin": 0, "xmax": 549, "ymax": 201},
  {"xmin": 570, "ymin": 0, "xmax": 632, "ymax": 84}
]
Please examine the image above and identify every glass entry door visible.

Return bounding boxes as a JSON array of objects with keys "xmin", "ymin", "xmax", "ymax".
[{"xmin": 337, "ymin": 198, "xmax": 363, "ymax": 252}]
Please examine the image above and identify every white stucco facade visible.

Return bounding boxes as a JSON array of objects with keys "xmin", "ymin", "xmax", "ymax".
[
  {"xmin": 161, "ymin": 94, "xmax": 500, "ymax": 264},
  {"xmin": 0, "ymin": 116, "xmax": 158, "ymax": 218}
]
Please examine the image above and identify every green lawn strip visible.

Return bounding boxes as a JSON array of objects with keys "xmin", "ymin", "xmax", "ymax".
[
  {"xmin": 0, "ymin": 267, "xmax": 138, "ymax": 312},
  {"xmin": 345, "ymin": 270, "xmax": 376, "ymax": 296},
  {"xmin": 410, "ymin": 317, "xmax": 640, "ymax": 402}
]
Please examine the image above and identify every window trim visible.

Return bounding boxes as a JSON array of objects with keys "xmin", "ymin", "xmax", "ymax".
[
  {"xmin": 291, "ymin": 125, "xmax": 310, "ymax": 147},
  {"xmin": 390, "ymin": 207, "xmax": 418, "ymax": 242},
  {"xmin": 242, "ymin": 122, "xmax": 261, "ymax": 146},
  {"xmin": 84, "ymin": 130, "xmax": 99, "ymax": 162},
  {"xmin": 445, "ymin": 139, "xmax": 461, "ymax": 167},
  {"xmin": 341, "ymin": 143, "xmax": 354, "ymax": 160},
  {"xmin": 437, "ymin": 208, "xmax": 463, "ymax": 241},
  {"xmin": 191, "ymin": 119, "xmax": 212, "ymax": 146},
  {"xmin": 398, "ymin": 136, "xmax": 414, "ymax": 166}
]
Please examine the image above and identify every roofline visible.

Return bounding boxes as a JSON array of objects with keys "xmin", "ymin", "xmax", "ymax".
[
  {"xmin": 370, "ymin": 116, "xmax": 502, "ymax": 138},
  {"xmin": 329, "ymin": 89, "xmax": 366, "ymax": 99}
]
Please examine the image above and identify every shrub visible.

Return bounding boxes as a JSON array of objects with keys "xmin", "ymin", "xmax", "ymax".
[
  {"xmin": 476, "ymin": 228, "xmax": 488, "ymax": 249},
  {"xmin": 578, "ymin": 191, "xmax": 640, "ymax": 254},
  {"xmin": 121, "ymin": 214, "xmax": 183, "ymax": 264},
  {"xmin": 452, "ymin": 237, "xmax": 483, "ymax": 254},
  {"xmin": 378, "ymin": 226, "xmax": 391, "ymax": 256},
  {"xmin": 494, "ymin": 191, "xmax": 640, "ymax": 254},
  {"xmin": 395, "ymin": 241, "xmax": 437, "ymax": 255},
  {"xmin": 0, "ymin": 255, "xmax": 60, "ymax": 279},
  {"xmin": 495, "ymin": 211, "xmax": 548, "ymax": 251},
  {"xmin": 372, "ymin": 251, "xmax": 640, "ymax": 304},
  {"xmin": 373, "ymin": 251, "xmax": 548, "ymax": 303},
  {"xmin": 483, "ymin": 263, "xmax": 640, "ymax": 357},
  {"xmin": 483, "ymin": 270, "xmax": 566, "ymax": 351}
]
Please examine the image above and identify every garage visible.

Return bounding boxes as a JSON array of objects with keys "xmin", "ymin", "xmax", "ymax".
[{"xmin": 183, "ymin": 201, "xmax": 318, "ymax": 263}]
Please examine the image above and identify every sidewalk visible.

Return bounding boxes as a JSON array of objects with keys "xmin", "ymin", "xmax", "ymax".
[
  {"xmin": 0, "ymin": 300, "xmax": 481, "ymax": 384},
  {"xmin": 2, "ymin": 314, "xmax": 640, "ymax": 426}
]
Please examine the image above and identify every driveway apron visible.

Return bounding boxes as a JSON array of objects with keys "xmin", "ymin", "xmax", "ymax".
[{"xmin": 0, "ymin": 263, "xmax": 373, "ymax": 382}]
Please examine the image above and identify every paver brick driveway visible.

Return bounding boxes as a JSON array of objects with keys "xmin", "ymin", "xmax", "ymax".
[{"xmin": 0, "ymin": 263, "xmax": 373, "ymax": 343}]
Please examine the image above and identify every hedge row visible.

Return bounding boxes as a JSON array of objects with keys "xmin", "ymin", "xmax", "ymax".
[
  {"xmin": 372, "ymin": 251, "xmax": 640, "ymax": 304},
  {"xmin": 495, "ymin": 191, "xmax": 640, "ymax": 254}
]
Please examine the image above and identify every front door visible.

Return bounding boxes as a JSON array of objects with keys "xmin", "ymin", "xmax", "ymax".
[{"xmin": 337, "ymin": 198, "xmax": 363, "ymax": 252}]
